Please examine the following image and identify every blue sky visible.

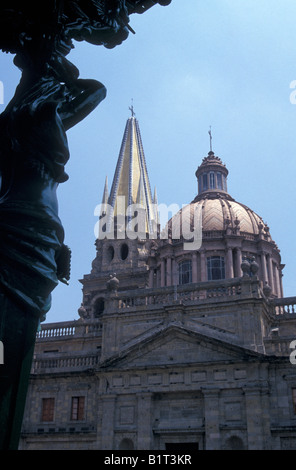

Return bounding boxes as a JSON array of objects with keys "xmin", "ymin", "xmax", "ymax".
[{"xmin": 1, "ymin": 0, "xmax": 296, "ymax": 322}]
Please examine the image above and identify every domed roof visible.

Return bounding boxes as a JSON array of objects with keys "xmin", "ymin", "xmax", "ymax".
[
  {"xmin": 169, "ymin": 195, "xmax": 270, "ymax": 237},
  {"xmin": 166, "ymin": 150, "xmax": 272, "ymax": 241}
]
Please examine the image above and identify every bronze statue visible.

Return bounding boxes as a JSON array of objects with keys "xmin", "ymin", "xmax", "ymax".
[{"xmin": 0, "ymin": 0, "xmax": 171, "ymax": 449}]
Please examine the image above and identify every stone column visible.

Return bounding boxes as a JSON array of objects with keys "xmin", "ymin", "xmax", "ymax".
[
  {"xmin": 192, "ymin": 252, "xmax": 198, "ymax": 283},
  {"xmin": 280, "ymin": 270, "xmax": 284, "ymax": 298},
  {"xmin": 172, "ymin": 257, "xmax": 178, "ymax": 285},
  {"xmin": 275, "ymin": 266, "xmax": 281, "ymax": 297},
  {"xmin": 260, "ymin": 252, "xmax": 268, "ymax": 285},
  {"xmin": 226, "ymin": 247, "xmax": 234, "ymax": 279},
  {"xmin": 203, "ymin": 388, "xmax": 221, "ymax": 450},
  {"xmin": 235, "ymin": 247, "xmax": 242, "ymax": 277},
  {"xmin": 244, "ymin": 387, "xmax": 267, "ymax": 450},
  {"xmin": 137, "ymin": 393, "xmax": 152, "ymax": 450},
  {"xmin": 200, "ymin": 250, "xmax": 207, "ymax": 282},
  {"xmin": 149, "ymin": 268, "xmax": 154, "ymax": 288},
  {"xmin": 101, "ymin": 394, "xmax": 116, "ymax": 449},
  {"xmin": 267, "ymin": 255, "xmax": 275, "ymax": 294},
  {"xmin": 166, "ymin": 257, "xmax": 172, "ymax": 287},
  {"xmin": 160, "ymin": 259, "xmax": 166, "ymax": 287}
]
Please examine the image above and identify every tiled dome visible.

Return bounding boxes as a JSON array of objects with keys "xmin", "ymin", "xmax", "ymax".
[
  {"xmin": 167, "ymin": 150, "xmax": 271, "ymax": 239},
  {"xmin": 170, "ymin": 196, "xmax": 270, "ymax": 237}
]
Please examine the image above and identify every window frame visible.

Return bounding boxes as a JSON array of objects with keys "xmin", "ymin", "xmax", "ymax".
[
  {"xmin": 178, "ymin": 259, "xmax": 192, "ymax": 285},
  {"xmin": 209, "ymin": 172, "xmax": 215, "ymax": 189},
  {"xmin": 207, "ymin": 256, "xmax": 225, "ymax": 281},
  {"xmin": 202, "ymin": 173, "xmax": 208, "ymax": 191},
  {"xmin": 71, "ymin": 396, "xmax": 85, "ymax": 421},
  {"xmin": 41, "ymin": 397, "xmax": 55, "ymax": 422},
  {"xmin": 217, "ymin": 172, "xmax": 222, "ymax": 190}
]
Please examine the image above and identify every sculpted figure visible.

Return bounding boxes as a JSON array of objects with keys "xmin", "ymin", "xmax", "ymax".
[
  {"xmin": 0, "ymin": 0, "xmax": 171, "ymax": 449},
  {"xmin": 0, "ymin": 0, "xmax": 170, "ymax": 317}
]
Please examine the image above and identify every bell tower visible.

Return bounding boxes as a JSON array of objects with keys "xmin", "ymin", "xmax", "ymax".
[{"xmin": 78, "ymin": 111, "xmax": 158, "ymax": 320}]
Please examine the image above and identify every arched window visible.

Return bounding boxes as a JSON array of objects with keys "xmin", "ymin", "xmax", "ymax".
[
  {"xmin": 106, "ymin": 245, "xmax": 115, "ymax": 262},
  {"xmin": 207, "ymin": 256, "xmax": 225, "ymax": 281},
  {"xmin": 120, "ymin": 243, "xmax": 129, "ymax": 260},
  {"xmin": 179, "ymin": 260, "xmax": 192, "ymax": 285}
]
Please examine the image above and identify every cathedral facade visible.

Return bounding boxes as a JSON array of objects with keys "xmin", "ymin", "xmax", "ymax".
[{"xmin": 20, "ymin": 115, "xmax": 296, "ymax": 450}]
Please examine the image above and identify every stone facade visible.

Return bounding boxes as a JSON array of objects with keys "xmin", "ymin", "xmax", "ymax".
[
  {"xmin": 20, "ymin": 281, "xmax": 296, "ymax": 450},
  {"xmin": 20, "ymin": 116, "xmax": 296, "ymax": 450}
]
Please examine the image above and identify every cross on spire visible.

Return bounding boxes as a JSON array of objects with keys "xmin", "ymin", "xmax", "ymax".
[
  {"xmin": 129, "ymin": 99, "xmax": 135, "ymax": 117},
  {"xmin": 208, "ymin": 126, "xmax": 213, "ymax": 152}
]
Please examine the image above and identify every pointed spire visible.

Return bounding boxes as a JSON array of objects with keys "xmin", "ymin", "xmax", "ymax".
[
  {"xmin": 153, "ymin": 186, "xmax": 160, "ymax": 227},
  {"xmin": 104, "ymin": 113, "xmax": 158, "ymax": 237},
  {"xmin": 98, "ymin": 176, "xmax": 109, "ymax": 221},
  {"xmin": 102, "ymin": 176, "xmax": 109, "ymax": 204}
]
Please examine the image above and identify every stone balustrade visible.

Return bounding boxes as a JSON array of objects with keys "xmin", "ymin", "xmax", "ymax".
[
  {"xmin": 112, "ymin": 277, "xmax": 261, "ymax": 312},
  {"xmin": 271, "ymin": 296, "xmax": 296, "ymax": 316},
  {"xmin": 36, "ymin": 323, "xmax": 76, "ymax": 339},
  {"xmin": 36, "ymin": 320, "xmax": 102, "ymax": 340},
  {"xmin": 32, "ymin": 353, "xmax": 100, "ymax": 373}
]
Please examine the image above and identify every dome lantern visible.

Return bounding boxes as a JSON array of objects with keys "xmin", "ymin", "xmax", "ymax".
[{"xmin": 195, "ymin": 151, "xmax": 229, "ymax": 198}]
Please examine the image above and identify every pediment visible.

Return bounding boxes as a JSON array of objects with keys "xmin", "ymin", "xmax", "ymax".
[{"xmin": 100, "ymin": 324, "xmax": 264, "ymax": 369}]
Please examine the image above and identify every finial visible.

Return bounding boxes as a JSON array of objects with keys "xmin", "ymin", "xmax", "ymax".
[
  {"xmin": 208, "ymin": 126, "xmax": 213, "ymax": 153},
  {"xmin": 129, "ymin": 99, "xmax": 135, "ymax": 117}
]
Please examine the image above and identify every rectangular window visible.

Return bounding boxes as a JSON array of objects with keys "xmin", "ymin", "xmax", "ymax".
[
  {"xmin": 222, "ymin": 174, "xmax": 227, "ymax": 191},
  {"xmin": 207, "ymin": 256, "xmax": 225, "ymax": 281},
  {"xmin": 179, "ymin": 260, "xmax": 192, "ymax": 285},
  {"xmin": 41, "ymin": 398, "xmax": 55, "ymax": 422},
  {"xmin": 71, "ymin": 396, "xmax": 85, "ymax": 421},
  {"xmin": 198, "ymin": 175, "xmax": 203, "ymax": 193},
  {"xmin": 202, "ymin": 173, "xmax": 208, "ymax": 191},
  {"xmin": 292, "ymin": 389, "xmax": 296, "ymax": 414},
  {"xmin": 217, "ymin": 172, "xmax": 222, "ymax": 190},
  {"xmin": 210, "ymin": 172, "xmax": 215, "ymax": 189}
]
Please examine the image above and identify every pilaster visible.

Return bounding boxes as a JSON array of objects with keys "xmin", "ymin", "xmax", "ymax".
[
  {"xmin": 101, "ymin": 394, "xmax": 116, "ymax": 449},
  {"xmin": 192, "ymin": 252, "xmax": 198, "ymax": 283},
  {"xmin": 137, "ymin": 393, "xmax": 152, "ymax": 450},
  {"xmin": 244, "ymin": 386, "xmax": 269, "ymax": 450},
  {"xmin": 226, "ymin": 247, "xmax": 234, "ymax": 279},
  {"xmin": 203, "ymin": 388, "xmax": 221, "ymax": 450}
]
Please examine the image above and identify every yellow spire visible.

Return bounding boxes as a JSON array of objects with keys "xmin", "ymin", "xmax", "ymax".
[
  {"xmin": 106, "ymin": 114, "xmax": 158, "ymax": 236},
  {"xmin": 101, "ymin": 176, "xmax": 109, "ymax": 205}
]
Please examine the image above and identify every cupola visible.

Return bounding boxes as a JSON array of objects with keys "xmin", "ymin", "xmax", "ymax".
[{"xmin": 195, "ymin": 151, "xmax": 229, "ymax": 199}]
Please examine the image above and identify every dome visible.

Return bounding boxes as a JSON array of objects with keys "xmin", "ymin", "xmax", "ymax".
[
  {"xmin": 167, "ymin": 150, "xmax": 271, "ymax": 240},
  {"xmin": 169, "ymin": 195, "xmax": 271, "ymax": 238},
  {"xmin": 151, "ymin": 148, "xmax": 283, "ymax": 298}
]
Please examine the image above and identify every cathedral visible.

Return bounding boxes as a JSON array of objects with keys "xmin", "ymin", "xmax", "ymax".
[{"xmin": 20, "ymin": 113, "xmax": 296, "ymax": 450}]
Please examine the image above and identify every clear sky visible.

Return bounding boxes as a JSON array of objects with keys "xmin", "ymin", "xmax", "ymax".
[{"xmin": 1, "ymin": 0, "xmax": 296, "ymax": 323}]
